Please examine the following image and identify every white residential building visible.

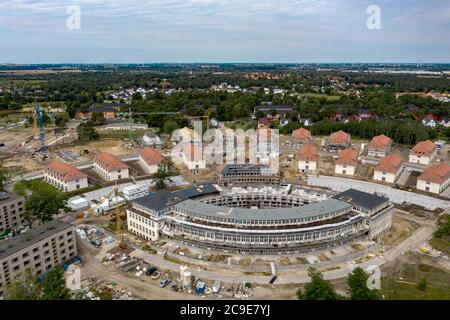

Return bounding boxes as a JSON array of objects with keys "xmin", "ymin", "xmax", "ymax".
[
  {"xmin": 296, "ymin": 144, "xmax": 318, "ymax": 174},
  {"xmin": 93, "ymin": 152, "xmax": 129, "ymax": 181},
  {"xmin": 373, "ymin": 154, "xmax": 404, "ymax": 184},
  {"xmin": 139, "ymin": 147, "xmax": 164, "ymax": 174},
  {"xmin": 409, "ymin": 140, "xmax": 438, "ymax": 165},
  {"xmin": 335, "ymin": 148, "xmax": 358, "ymax": 176},
  {"xmin": 416, "ymin": 163, "xmax": 450, "ymax": 194},
  {"xmin": 43, "ymin": 161, "xmax": 88, "ymax": 192}
]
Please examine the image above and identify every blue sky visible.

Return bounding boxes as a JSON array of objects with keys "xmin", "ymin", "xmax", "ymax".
[{"xmin": 0, "ymin": 0, "xmax": 449, "ymax": 63}]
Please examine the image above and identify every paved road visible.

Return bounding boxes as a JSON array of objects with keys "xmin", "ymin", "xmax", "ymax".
[{"xmin": 308, "ymin": 175, "xmax": 450, "ymax": 210}]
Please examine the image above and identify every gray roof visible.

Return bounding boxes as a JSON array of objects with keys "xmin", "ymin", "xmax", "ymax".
[
  {"xmin": 133, "ymin": 191, "xmax": 187, "ymax": 212},
  {"xmin": 173, "ymin": 184, "xmax": 220, "ymax": 199},
  {"xmin": 333, "ymin": 189, "xmax": 388, "ymax": 211},
  {"xmin": 0, "ymin": 192, "xmax": 22, "ymax": 205},
  {"xmin": 0, "ymin": 220, "xmax": 72, "ymax": 260},
  {"xmin": 221, "ymin": 165, "xmax": 278, "ymax": 176},
  {"xmin": 173, "ymin": 198, "xmax": 351, "ymax": 221}
]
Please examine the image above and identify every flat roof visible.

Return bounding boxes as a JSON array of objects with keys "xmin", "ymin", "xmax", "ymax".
[
  {"xmin": 173, "ymin": 198, "xmax": 351, "ymax": 221},
  {"xmin": 333, "ymin": 189, "xmax": 388, "ymax": 211},
  {"xmin": 133, "ymin": 190, "xmax": 187, "ymax": 212},
  {"xmin": 0, "ymin": 192, "xmax": 22, "ymax": 205},
  {"xmin": 221, "ymin": 165, "xmax": 278, "ymax": 175},
  {"xmin": 0, "ymin": 220, "xmax": 72, "ymax": 260},
  {"xmin": 173, "ymin": 184, "xmax": 221, "ymax": 199}
]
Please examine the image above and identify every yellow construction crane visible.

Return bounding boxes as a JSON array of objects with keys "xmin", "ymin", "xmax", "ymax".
[{"xmin": 114, "ymin": 185, "xmax": 126, "ymax": 249}]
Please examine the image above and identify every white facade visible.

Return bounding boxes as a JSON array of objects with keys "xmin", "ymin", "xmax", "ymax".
[
  {"xmin": 43, "ymin": 171, "xmax": 88, "ymax": 192},
  {"xmin": 139, "ymin": 157, "xmax": 159, "ymax": 174},
  {"xmin": 127, "ymin": 209, "xmax": 160, "ymax": 241},
  {"xmin": 416, "ymin": 179, "xmax": 449, "ymax": 194},
  {"xmin": 297, "ymin": 160, "xmax": 317, "ymax": 173},
  {"xmin": 408, "ymin": 150, "xmax": 437, "ymax": 165},
  {"xmin": 335, "ymin": 164, "xmax": 355, "ymax": 176},
  {"xmin": 123, "ymin": 184, "xmax": 150, "ymax": 201},
  {"xmin": 373, "ymin": 170, "xmax": 401, "ymax": 184},
  {"xmin": 93, "ymin": 162, "xmax": 129, "ymax": 181}
]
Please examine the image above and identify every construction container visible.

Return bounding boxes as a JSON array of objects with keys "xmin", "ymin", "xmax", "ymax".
[
  {"xmin": 68, "ymin": 196, "xmax": 89, "ymax": 210},
  {"xmin": 123, "ymin": 183, "xmax": 149, "ymax": 201}
]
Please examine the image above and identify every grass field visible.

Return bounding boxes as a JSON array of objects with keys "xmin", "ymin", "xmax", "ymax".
[
  {"xmin": 381, "ymin": 261, "xmax": 450, "ymax": 300},
  {"xmin": 429, "ymin": 237, "xmax": 450, "ymax": 256}
]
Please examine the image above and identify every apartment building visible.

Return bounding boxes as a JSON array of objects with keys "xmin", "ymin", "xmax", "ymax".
[
  {"xmin": 139, "ymin": 147, "xmax": 164, "ymax": 174},
  {"xmin": 290, "ymin": 128, "xmax": 312, "ymax": 148},
  {"xmin": 374, "ymin": 154, "xmax": 404, "ymax": 183},
  {"xmin": 296, "ymin": 144, "xmax": 318, "ymax": 174},
  {"xmin": 43, "ymin": 161, "xmax": 88, "ymax": 192},
  {"xmin": 0, "ymin": 221, "xmax": 77, "ymax": 297},
  {"xmin": 93, "ymin": 152, "xmax": 130, "ymax": 181},
  {"xmin": 367, "ymin": 134, "xmax": 392, "ymax": 158},
  {"xmin": 0, "ymin": 193, "xmax": 25, "ymax": 234},
  {"xmin": 409, "ymin": 140, "xmax": 438, "ymax": 165},
  {"xmin": 327, "ymin": 130, "xmax": 351, "ymax": 152},
  {"xmin": 335, "ymin": 147, "xmax": 359, "ymax": 176},
  {"xmin": 416, "ymin": 163, "xmax": 450, "ymax": 194}
]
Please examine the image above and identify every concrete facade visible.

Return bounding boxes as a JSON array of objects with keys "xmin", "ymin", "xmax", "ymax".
[
  {"xmin": 0, "ymin": 221, "xmax": 76, "ymax": 297},
  {"xmin": 0, "ymin": 193, "xmax": 25, "ymax": 233}
]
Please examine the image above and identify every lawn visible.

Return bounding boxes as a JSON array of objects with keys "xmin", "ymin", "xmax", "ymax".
[
  {"xmin": 381, "ymin": 262, "xmax": 450, "ymax": 300},
  {"xmin": 13, "ymin": 179, "xmax": 60, "ymax": 197}
]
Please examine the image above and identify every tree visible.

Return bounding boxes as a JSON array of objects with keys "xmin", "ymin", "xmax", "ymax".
[
  {"xmin": 297, "ymin": 268, "xmax": 340, "ymax": 300},
  {"xmin": 0, "ymin": 161, "xmax": 9, "ymax": 191},
  {"xmin": 346, "ymin": 267, "xmax": 379, "ymax": 300},
  {"xmin": 160, "ymin": 157, "xmax": 175, "ymax": 173},
  {"xmin": 90, "ymin": 112, "xmax": 106, "ymax": 126},
  {"xmin": 417, "ymin": 278, "xmax": 427, "ymax": 291},
  {"xmin": 434, "ymin": 213, "xmax": 450, "ymax": 239},
  {"xmin": 41, "ymin": 266, "xmax": 71, "ymax": 300},
  {"xmin": 152, "ymin": 164, "xmax": 173, "ymax": 190},
  {"xmin": 3, "ymin": 269, "xmax": 42, "ymax": 300},
  {"xmin": 76, "ymin": 121, "xmax": 98, "ymax": 141},
  {"xmin": 24, "ymin": 189, "xmax": 68, "ymax": 227},
  {"xmin": 54, "ymin": 112, "xmax": 70, "ymax": 129}
]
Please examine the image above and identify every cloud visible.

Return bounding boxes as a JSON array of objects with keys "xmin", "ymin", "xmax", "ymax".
[{"xmin": 0, "ymin": 0, "xmax": 448, "ymax": 63}]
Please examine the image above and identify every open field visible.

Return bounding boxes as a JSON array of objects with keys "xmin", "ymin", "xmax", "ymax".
[
  {"xmin": 0, "ymin": 69, "xmax": 81, "ymax": 75},
  {"xmin": 381, "ymin": 255, "xmax": 450, "ymax": 300},
  {"xmin": 429, "ymin": 237, "xmax": 450, "ymax": 256}
]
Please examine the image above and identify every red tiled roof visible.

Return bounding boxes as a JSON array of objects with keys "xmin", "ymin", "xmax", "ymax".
[
  {"xmin": 94, "ymin": 152, "xmax": 129, "ymax": 171},
  {"xmin": 375, "ymin": 154, "xmax": 404, "ymax": 174},
  {"xmin": 417, "ymin": 163, "xmax": 450, "ymax": 184},
  {"xmin": 369, "ymin": 134, "xmax": 392, "ymax": 151},
  {"xmin": 258, "ymin": 117, "xmax": 269, "ymax": 126},
  {"xmin": 336, "ymin": 148, "xmax": 359, "ymax": 166},
  {"xmin": 296, "ymin": 144, "xmax": 318, "ymax": 161},
  {"xmin": 292, "ymin": 128, "xmax": 311, "ymax": 141},
  {"xmin": 329, "ymin": 130, "xmax": 350, "ymax": 144},
  {"xmin": 43, "ymin": 161, "xmax": 87, "ymax": 182},
  {"xmin": 139, "ymin": 147, "xmax": 164, "ymax": 166},
  {"xmin": 411, "ymin": 140, "xmax": 437, "ymax": 156},
  {"xmin": 183, "ymin": 143, "xmax": 203, "ymax": 162}
]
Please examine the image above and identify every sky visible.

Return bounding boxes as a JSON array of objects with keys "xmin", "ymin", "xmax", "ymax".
[{"xmin": 0, "ymin": 0, "xmax": 449, "ymax": 64}]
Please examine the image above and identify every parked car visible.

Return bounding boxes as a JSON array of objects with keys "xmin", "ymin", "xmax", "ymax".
[
  {"xmin": 170, "ymin": 285, "xmax": 179, "ymax": 292},
  {"xmin": 90, "ymin": 239, "xmax": 102, "ymax": 248},
  {"xmin": 145, "ymin": 267, "xmax": 157, "ymax": 276},
  {"xmin": 159, "ymin": 279, "xmax": 171, "ymax": 288},
  {"xmin": 151, "ymin": 271, "xmax": 161, "ymax": 280}
]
